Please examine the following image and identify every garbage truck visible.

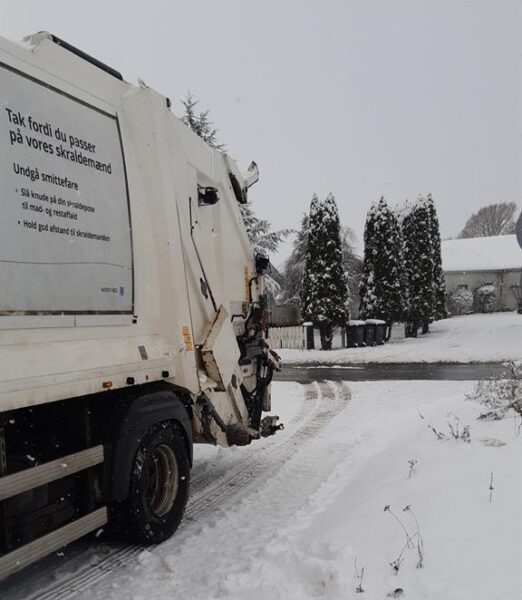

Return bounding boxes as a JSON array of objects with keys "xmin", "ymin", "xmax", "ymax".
[{"xmin": 0, "ymin": 31, "xmax": 282, "ymax": 580}]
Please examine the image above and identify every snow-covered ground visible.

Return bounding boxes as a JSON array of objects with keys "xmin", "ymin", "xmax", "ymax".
[
  {"xmin": 7, "ymin": 379, "xmax": 521, "ymax": 599},
  {"xmin": 280, "ymin": 312, "xmax": 522, "ymax": 364}
]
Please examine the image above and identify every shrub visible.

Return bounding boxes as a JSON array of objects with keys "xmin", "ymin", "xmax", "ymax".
[
  {"xmin": 474, "ymin": 284, "xmax": 498, "ymax": 313},
  {"xmin": 448, "ymin": 287, "xmax": 473, "ymax": 315},
  {"xmin": 467, "ymin": 360, "xmax": 522, "ymax": 419}
]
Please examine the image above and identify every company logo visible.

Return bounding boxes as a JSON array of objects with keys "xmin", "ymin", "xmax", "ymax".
[{"xmin": 100, "ymin": 286, "xmax": 125, "ymax": 296}]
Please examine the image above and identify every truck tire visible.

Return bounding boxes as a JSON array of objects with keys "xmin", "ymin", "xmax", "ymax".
[{"xmin": 113, "ymin": 421, "xmax": 190, "ymax": 544}]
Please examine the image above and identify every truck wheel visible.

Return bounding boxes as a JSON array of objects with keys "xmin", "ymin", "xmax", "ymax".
[{"xmin": 117, "ymin": 421, "xmax": 190, "ymax": 544}]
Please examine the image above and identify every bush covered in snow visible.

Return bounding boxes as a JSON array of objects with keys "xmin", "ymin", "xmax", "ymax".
[
  {"xmin": 474, "ymin": 284, "xmax": 498, "ymax": 313},
  {"xmin": 467, "ymin": 360, "xmax": 522, "ymax": 419},
  {"xmin": 448, "ymin": 287, "xmax": 473, "ymax": 315}
]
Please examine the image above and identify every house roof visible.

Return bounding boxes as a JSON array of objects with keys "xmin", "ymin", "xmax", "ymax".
[{"xmin": 442, "ymin": 235, "xmax": 521, "ymax": 272}]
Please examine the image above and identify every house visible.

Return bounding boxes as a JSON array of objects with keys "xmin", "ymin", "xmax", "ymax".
[{"xmin": 441, "ymin": 235, "xmax": 521, "ymax": 311}]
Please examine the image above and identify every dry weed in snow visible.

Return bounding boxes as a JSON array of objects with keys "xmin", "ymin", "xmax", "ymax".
[
  {"xmin": 407, "ymin": 458, "xmax": 417, "ymax": 478},
  {"xmin": 420, "ymin": 412, "xmax": 471, "ymax": 442},
  {"xmin": 385, "ymin": 504, "xmax": 426, "ymax": 576},
  {"xmin": 354, "ymin": 556, "xmax": 365, "ymax": 593},
  {"xmin": 403, "ymin": 505, "xmax": 425, "ymax": 568}
]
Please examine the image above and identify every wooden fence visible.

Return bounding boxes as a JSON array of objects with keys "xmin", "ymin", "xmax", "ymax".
[{"xmin": 269, "ymin": 325, "xmax": 306, "ymax": 349}]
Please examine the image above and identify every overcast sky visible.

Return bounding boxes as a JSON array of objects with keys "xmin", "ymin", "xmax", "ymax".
[{"xmin": 1, "ymin": 0, "xmax": 520, "ymax": 263}]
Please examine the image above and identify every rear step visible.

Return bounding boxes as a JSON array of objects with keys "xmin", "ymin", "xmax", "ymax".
[{"xmin": 0, "ymin": 507, "xmax": 107, "ymax": 580}]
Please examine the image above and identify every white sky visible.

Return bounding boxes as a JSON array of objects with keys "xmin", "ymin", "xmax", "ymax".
[{"xmin": 1, "ymin": 0, "xmax": 520, "ymax": 263}]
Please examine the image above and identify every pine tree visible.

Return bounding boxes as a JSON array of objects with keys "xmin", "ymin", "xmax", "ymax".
[
  {"xmin": 359, "ymin": 197, "xmax": 408, "ymax": 338},
  {"xmin": 181, "ymin": 92, "xmax": 224, "ymax": 150},
  {"xmin": 301, "ymin": 194, "xmax": 350, "ymax": 349},
  {"xmin": 402, "ymin": 197, "xmax": 435, "ymax": 336},
  {"xmin": 300, "ymin": 197, "xmax": 319, "ymax": 329},
  {"xmin": 239, "ymin": 201, "xmax": 292, "ymax": 256},
  {"xmin": 283, "ymin": 216, "xmax": 361, "ymax": 310},
  {"xmin": 425, "ymin": 193, "xmax": 447, "ymax": 320}
]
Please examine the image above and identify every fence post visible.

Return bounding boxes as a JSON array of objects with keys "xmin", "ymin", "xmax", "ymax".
[{"xmin": 303, "ymin": 322, "xmax": 314, "ymax": 350}]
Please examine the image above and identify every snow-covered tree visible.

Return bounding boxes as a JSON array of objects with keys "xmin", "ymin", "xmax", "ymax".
[
  {"xmin": 301, "ymin": 194, "xmax": 350, "ymax": 349},
  {"xmin": 426, "ymin": 193, "xmax": 447, "ymax": 319},
  {"xmin": 402, "ymin": 197, "xmax": 435, "ymax": 336},
  {"xmin": 358, "ymin": 197, "xmax": 408, "ymax": 338},
  {"xmin": 181, "ymin": 92, "xmax": 224, "ymax": 150},
  {"xmin": 282, "ymin": 213, "xmax": 309, "ymax": 304},
  {"xmin": 239, "ymin": 201, "xmax": 292, "ymax": 256},
  {"xmin": 282, "ymin": 214, "xmax": 361, "ymax": 311}
]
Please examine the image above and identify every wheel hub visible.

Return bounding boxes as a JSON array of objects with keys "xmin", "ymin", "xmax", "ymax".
[{"xmin": 145, "ymin": 444, "xmax": 179, "ymax": 517}]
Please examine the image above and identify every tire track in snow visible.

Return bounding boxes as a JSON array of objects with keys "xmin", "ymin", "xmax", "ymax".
[
  {"xmin": 185, "ymin": 380, "xmax": 348, "ymax": 516},
  {"xmin": 189, "ymin": 380, "xmax": 322, "ymax": 493},
  {"xmin": 119, "ymin": 380, "xmax": 353, "ymax": 600},
  {"xmin": 14, "ymin": 381, "xmax": 349, "ymax": 600}
]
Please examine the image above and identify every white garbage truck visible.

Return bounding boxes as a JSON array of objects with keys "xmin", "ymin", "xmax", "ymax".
[{"xmin": 0, "ymin": 31, "xmax": 281, "ymax": 580}]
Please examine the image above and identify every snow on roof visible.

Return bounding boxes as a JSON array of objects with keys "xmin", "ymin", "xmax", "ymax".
[{"xmin": 442, "ymin": 235, "xmax": 521, "ymax": 272}]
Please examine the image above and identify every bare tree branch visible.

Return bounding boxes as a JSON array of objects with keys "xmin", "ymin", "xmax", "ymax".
[{"xmin": 459, "ymin": 202, "xmax": 517, "ymax": 238}]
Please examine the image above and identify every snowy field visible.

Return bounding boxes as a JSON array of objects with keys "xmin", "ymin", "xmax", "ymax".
[
  {"xmin": 280, "ymin": 312, "xmax": 522, "ymax": 364},
  {"xmin": 6, "ymin": 379, "xmax": 521, "ymax": 599}
]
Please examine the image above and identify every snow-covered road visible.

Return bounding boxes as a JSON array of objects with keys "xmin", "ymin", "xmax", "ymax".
[{"xmin": 3, "ymin": 379, "xmax": 522, "ymax": 599}]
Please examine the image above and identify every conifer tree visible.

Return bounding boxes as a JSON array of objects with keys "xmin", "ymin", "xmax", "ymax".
[
  {"xmin": 181, "ymin": 92, "xmax": 224, "ymax": 150},
  {"xmin": 301, "ymin": 194, "xmax": 349, "ymax": 349},
  {"xmin": 238, "ymin": 201, "xmax": 292, "ymax": 255},
  {"xmin": 299, "ymin": 198, "xmax": 319, "ymax": 327},
  {"xmin": 359, "ymin": 197, "xmax": 407, "ymax": 338},
  {"xmin": 402, "ymin": 197, "xmax": 435, "ymax": 336},
  {"xmin": 282, "ymin": 215, "xmax": 362, "ymax": 315},
  {"xmin": 426, "ymin": 193, "xmax": 447, "ymax": 319},
  {"xmin": 282, "ymin": 213, "xmax": 309, "ymax": 304}
]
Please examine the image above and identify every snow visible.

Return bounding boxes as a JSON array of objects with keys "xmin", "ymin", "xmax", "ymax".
[
  {"xmin": 442, "ymin": 234, "xmax": 521, "ymax": 272},
  {"xmin": 298, "ymin": 381, "xmax": 522, "ymax": 599},
  {"xmin": 280, "ymin": 312, "xmax": 522, "ymax": 364},
  {"xmin": 23, "ymin": 379, "xmax": 521, "ymax": 599}
]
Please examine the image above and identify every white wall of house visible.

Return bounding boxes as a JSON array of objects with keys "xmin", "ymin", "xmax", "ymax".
[{"xmin": 445, "ymin": 268, "xmax": 520, "ymax": 311}]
